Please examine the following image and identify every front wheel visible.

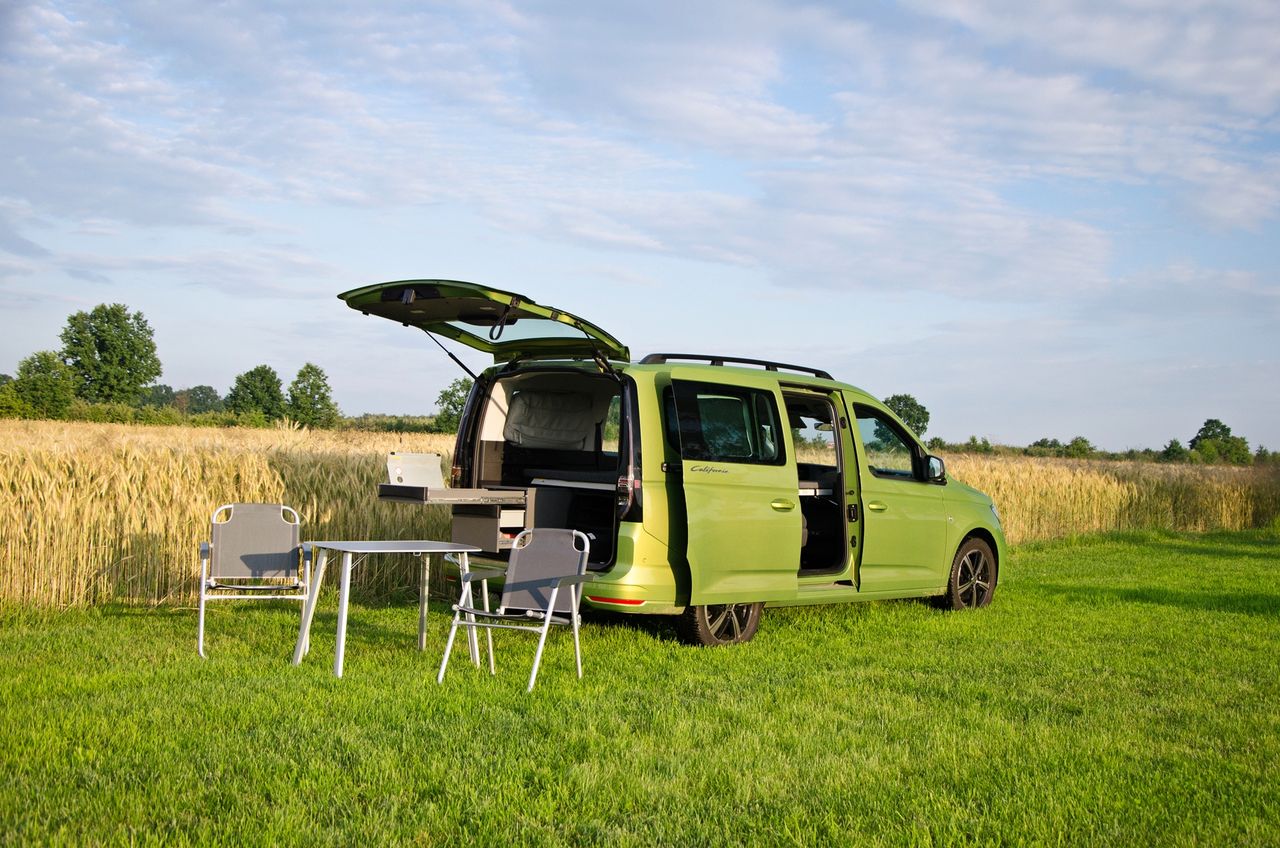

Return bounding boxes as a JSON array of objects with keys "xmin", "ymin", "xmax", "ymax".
[
  {"xmin": 937, "ymin": 537, "xmax": 997, "ymax": 610},
  {"xmin": 677, "ymin": 602, "xmax": 763, "ymax": 646}
]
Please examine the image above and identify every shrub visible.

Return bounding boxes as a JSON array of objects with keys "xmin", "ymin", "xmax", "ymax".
[
  {"xmin": 0, "ymin": 383, "xmax": 35, "ymax": 419},
  {"xmin": 67, "ymin": 400, "xmax": 138, "ymax": 423}
]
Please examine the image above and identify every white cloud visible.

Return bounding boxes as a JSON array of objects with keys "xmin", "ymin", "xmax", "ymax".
[
  {"xmin": 910, "ymin": 0, "xmax": 1280, "ymax": 114},
  {"xmin": 0, "ymin": 0, "xmax": 1277, "ymax": 444}
]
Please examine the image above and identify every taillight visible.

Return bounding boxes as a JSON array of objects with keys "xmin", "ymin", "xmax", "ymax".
[
  {"xmin": 586, "ymin": 596, "xmax": 644, "ymax": 606},
  {"xmin": 616, "ymin": 474, "xmax": 642, "ymax": 519},
  {"xmin": 450, "ymin": 464, "xmax": 463, "ymax": 487}
]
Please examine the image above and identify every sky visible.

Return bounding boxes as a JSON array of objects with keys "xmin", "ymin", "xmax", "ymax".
[{"xmin": 2, "ymin": 0, "xmax": 1278, "ymax": 451}]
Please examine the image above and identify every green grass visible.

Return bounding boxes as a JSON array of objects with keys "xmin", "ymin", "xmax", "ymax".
[{"xmin": 2, "ymin": 531, "xmax": 1277, "ymax": 846}]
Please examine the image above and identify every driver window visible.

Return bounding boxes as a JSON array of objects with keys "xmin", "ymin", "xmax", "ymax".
[{"xmin": 854, "ymin": 406, "xmax": 916, "ymax": 478}]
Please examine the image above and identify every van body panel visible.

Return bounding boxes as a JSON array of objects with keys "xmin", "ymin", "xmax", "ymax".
[
  {"xmin": 846, "ymin": 392, "xmax": 950, "ymax": 592},
  {"xmin": 579, "ymin": 521, "xmax": 683, "ymax": 611},
  {"xmin": 668, "ymin": 368, "xmax": 800, "ymax": 604},
  {"xmin": 836, "ymin": 391, "xmax": 864, "ymax": 586},
  {"xmin": 769, "ymin": 582, "xmax": 945, "ymax": 608},
  {"xmin": 943, "ymin": 480, "xmax": 1009, "ymax": 577}
]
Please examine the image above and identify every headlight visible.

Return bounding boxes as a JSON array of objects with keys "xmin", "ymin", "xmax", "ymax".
[{"xmin": 989, "ymin": 502, "xmax": 1001, "ymax": 524}]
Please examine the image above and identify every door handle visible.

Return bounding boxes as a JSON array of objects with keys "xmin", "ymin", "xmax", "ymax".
[
  {"xmin": 770, "ymin": 498, "xmax": 796, "ymax": 511},
  {"xmin": 866, "ymin": 501, "xmax": 888, "ymax": 512}
]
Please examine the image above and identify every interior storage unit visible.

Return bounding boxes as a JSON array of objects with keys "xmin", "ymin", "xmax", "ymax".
[
  {"xmin": 374, "ymin": 369, "xmax": 628, "ymax": 567},
  {"xmin": 471, "ymin": 370, "xmax": 624, "ymax": 566}
]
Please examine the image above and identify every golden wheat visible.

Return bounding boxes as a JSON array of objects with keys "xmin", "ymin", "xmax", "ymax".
[
  {"xmin": 0, "ymin": 420, "xmax": 455, "ymax": 607},
  {"xmin": 2, "ymin": 421, "xmax": 1278, "ymax": 606},
  {"xmin": 944, "ymin": 454, "xmax": 1277, "ymax": 544}
]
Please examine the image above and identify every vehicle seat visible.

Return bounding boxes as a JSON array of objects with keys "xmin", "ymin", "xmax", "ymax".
[{"xmin": 504, "ymin": 391, "xmax": 596, "ymax": 450}]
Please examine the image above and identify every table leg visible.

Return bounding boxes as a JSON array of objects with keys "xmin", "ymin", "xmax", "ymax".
[
  {"xmin": 417, "ymin": 553, "xmax": 429, "ymax": 652},
  {"xmin": 293, "ymin": 548, "xmax": 329, "ymax": 665},
  {"xmin": 334, "ymin": 551, "xmax": 353, "ymax": 678}
]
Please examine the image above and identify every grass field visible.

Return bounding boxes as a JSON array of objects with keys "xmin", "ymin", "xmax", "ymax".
[{"xmin": 1, "ymin": 529, "xmax": 1276, "ymax": 845}]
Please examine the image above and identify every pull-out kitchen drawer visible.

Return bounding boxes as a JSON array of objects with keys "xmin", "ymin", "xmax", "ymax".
[
  {"xmin": 379, "ymin": 484, "xmax": 533, "ymax": 553},
  {"xmin": 377, "ymin": 484, "xmax": 528, "ymax": 506}
]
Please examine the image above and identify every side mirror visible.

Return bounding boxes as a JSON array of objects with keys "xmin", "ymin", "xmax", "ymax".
[{"xmin": 926, "ymin": 454, "xmax": 947, "ymax": 484}]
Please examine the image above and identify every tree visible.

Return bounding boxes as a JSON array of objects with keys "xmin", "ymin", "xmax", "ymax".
[
  {"xmin": 226, "ymin": 365, "xmax": 286, "ymax": 420},
  {"xmin": 1188, "ymin": 419, "xmax": 1250, "ymax": 465},
  {"xmin": 0, "ymin": 383, "xmax": 34, "ymax": 418},
  {"xmin": 1063, "ymin": 436, "xmax": 1094, "ymax": 458},
  {"xmin": 176, "ymin": 385, "xmax": 223, "ymax": 414},
  {"xmin": 0, "ymin": 374, "xmax": 11, "ymax": 386},
  {"xmin": 140, "ymin": 384, "xmax": 176, "ymax": 408},
  {"xmin": 287, "ymin": 363, "xmax": 341, "ymax": 428},
  {"xmin": 12, "ymin": 351, "xmax": 78, "ymax": 418},
  {"xmin": 1159, "ymin": 439, "xmax": 1189, "ymax": 463},
  {"xmin": 1199, "ymin": 436, "xmax": 1251, "ymax": 465},
  {"xmin": 59, "ymin": 303, "xmax": 162, "ymax": 404},
  {"xmin": 432, "ymin": 377, "xmax": 473, "ymax": 433},
  {"xmin": 1189, "ymin": 419, "xmax": 1232, "ymax": 451},
  {"xmin": 964, "ymin": 435, "xmax": 993, "ymax": 454},
  {"xmin": 883, "ymin": 393, "xmax": 929, "ymax": 437}
]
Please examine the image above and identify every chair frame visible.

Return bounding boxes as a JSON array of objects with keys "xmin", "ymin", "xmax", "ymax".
[
  {"xmin": 197, "ymin": 503, "xmax": 312, "ymax": 658},
  {"xmin": 437, "ymin": 529, "xmax": 592, "ymax": 692}
]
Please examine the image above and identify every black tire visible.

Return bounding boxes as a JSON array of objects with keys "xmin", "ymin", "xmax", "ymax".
[
  {"xmin": 676, "ymin": 602, "xmax": 763, "ymax": 646},
  {"xmin": 937, "ymin": 537, "xmax": 997, "ymax": 610}
]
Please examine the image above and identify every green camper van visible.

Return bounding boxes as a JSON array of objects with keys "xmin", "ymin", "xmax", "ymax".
[{"xmin": 341, "ymin": 279, "xmax": 1006, "ymax": 645}]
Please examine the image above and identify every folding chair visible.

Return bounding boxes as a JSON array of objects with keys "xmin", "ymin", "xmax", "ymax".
[
  {"xmin": 437, "ymin": 529, "xmax": 591, "ymax": 692},
  {"xmin": 197, "ymin": 503, "xmax": 312, "ymax": 657}
]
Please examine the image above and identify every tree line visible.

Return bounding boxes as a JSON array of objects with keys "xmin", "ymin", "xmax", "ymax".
[
  {"xmin": 1, "ymin": 308, "xmax": 1268, "ymax": 463},
  {"xmin": 0, "ymin": 303, "xmax": 344, "ymax": 427},
  {"xmin": 884, "ymin": 392, "xmax": 1268, "ymax": 467}
]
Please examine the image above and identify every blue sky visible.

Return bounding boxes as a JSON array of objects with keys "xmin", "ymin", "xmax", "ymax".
[{"xmin": 2, "ymin": 0, "xmax": 1278, "ymax": 450}]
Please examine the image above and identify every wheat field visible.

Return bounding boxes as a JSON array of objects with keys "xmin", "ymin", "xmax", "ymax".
[
  {"xmin": 0, "ymin": 420, "xmax": 456, "ymax": 607},
  {"xmin": 944, "ymin": 454, "xmax": 1280, "ymax": 542},
  {"xmin": 2, "ymin": 420, "xmax": 1277, "ymax": 606}
]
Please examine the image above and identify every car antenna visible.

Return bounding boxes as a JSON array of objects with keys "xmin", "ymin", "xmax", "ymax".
[{"xmin": 423, "ymin": 330, "xmax": 478, "ymax": 381}]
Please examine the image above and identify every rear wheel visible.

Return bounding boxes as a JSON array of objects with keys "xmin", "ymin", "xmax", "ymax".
[
  {"xmin": 677, "ymin": 602, "xmax": 763, "ymax": 646},
  {"xmin": 938, "ymin": 537, "xmax": 997, "ymax": 610}
]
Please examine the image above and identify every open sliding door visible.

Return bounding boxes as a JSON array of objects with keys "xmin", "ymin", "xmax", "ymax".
[{"xmin": 669, "ymin": 371, "xmax": 800, "ymax": 605}]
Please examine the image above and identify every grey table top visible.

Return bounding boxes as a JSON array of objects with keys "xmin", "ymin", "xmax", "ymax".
[{"xmin": 306, "ymin": 540, "xmax": 482, "ymax": 555}]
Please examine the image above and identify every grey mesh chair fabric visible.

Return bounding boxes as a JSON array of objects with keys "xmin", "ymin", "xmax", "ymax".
[
  {"xmin": 437, "ymin": 528, "xmax": 591, "ymax": 692},
  {"xmin": 197, "ymin": 503, "xmax": 311, "ymax": 657}
]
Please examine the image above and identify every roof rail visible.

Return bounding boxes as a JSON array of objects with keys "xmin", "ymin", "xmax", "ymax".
[{"xmin": 639, "ymin": 353, "xmax": 833, "ymax": 381}]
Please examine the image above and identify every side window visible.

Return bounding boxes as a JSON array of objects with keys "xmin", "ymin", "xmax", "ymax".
[
  {"xmin": 670, "ymin": 380, "xmax": 784, "ymax": 465},
  {"xmin": 786, "ymin": 396, "xmax": 838, "ymax": 468},
  {"xmin": 854, "ymin": 405, "xmax": 918, "ymax": 479}
]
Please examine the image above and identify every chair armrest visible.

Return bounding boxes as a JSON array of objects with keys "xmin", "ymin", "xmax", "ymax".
[
  {"xmin": 555, "ymin": 574, "xmax": 595, "ymax": 587},
  {"xmin": 301, "ymin": 542, "xmax": 313, "ymax": 564},
  {"xmin": 200, "ymin": 541, "xmax": 210, "ymax": 560}
]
